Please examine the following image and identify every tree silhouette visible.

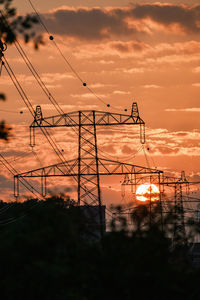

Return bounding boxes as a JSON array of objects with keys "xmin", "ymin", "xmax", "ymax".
[{"xmin": 0, "ymin": 197, "xmax": 200, "ymax": 299}]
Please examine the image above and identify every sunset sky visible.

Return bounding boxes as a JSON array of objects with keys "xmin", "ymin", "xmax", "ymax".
[{"xmin": 1, "ymin": 0, "xmax": 200, "ymax": 202}]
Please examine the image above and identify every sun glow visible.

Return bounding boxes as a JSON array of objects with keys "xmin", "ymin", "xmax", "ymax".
[{"xmin": 136, "ymin": 183, "xmax": 160, "ymax": 202}]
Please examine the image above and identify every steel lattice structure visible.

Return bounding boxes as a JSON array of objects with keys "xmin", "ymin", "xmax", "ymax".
[
  {"xmin": 121, "ymin": 171, "xmax": 200, "ymax": 243},
  {"xmin": 14, "ymin": 103, "xmax": 162, "ymax": 233}
]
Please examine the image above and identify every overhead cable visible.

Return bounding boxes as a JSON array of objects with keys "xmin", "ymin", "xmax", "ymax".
[{"xmin": 27, "ymin": 0, "xmax": 127, "ymax": 111}]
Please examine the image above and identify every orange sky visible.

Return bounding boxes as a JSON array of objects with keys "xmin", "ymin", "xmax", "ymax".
[{"xmin": 1, "ymin": 1, "xmax": 200, "ymax": 202}]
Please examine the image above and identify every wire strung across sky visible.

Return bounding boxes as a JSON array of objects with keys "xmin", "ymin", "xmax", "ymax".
[
  {"xmin": 1, "ymin": 50, "xmax": 113, "ymax": 218},
  {"xmin": 1, "ymin": 11, "xmax": 82, "ymax": 142},
  {"xmin": 2, "ymin": 53, "xmax": 113, "ymax": 217},
  {"xmin": 0, "ymin": 153, "xmax": 44, "ymax": 199},
  {"xmin": 27, "ymin": 0, "xmax": 128, "ymax": 112},
  {"xmin": 1, "ymin": 8, "xmax": 145, "ymax": 167},
  {"xmin": 0, "ymin": 8, "xmax": 152, "ymax": 220}
]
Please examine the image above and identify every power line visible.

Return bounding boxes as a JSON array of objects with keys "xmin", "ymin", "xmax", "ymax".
[
  {"xmin": 0, "ymin": 12, "xmax": 81, "ymax": 141},
  {"xmin": 27, "ymin": 0, "xmax": 128, "ymax": 111},
  {"xmin": 2, "ymin": 52, "xmax": 103, "ymax": 213},
  {"xmin": 0, "ymin": 153, "xmax": 43, "ymax": 199},
  {"xmin": 0, "ymin": 11, "xmax": 125, "ymax": 221}
]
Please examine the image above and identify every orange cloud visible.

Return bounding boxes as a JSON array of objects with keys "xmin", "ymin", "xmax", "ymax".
[
  {"xmin": 110, "ymin": 41, "xmax": 149, "ymax": 53},
  {"xmin": 165, "ymin": 108, "xmax": 200, "ymax": 112}
]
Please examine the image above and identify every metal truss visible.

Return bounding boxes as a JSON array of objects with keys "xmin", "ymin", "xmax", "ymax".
[
  {"xmin": 174, "ymin": 182, "xmax": 186, "ymax": 244},
  {"xmin": 15, "ymin": 158, "xmax": 161, "ymax": 179},
  {"xmin": 14, "ymin": 158, "xmax": 162, "ymax": 207},
  {"xmin": 121, "ymin": 171, "xmax": 200, "ymax": 243},
  {"xmin": 30, "ymin": 103, "xmax": 145, "ymax": 146},
  {"xmin": 14, "ymin": 102, "xmax": 161, "ymax": 235}
]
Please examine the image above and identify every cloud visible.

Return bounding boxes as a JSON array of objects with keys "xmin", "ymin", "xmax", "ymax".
[
  {"xmin": 23, "ymin": 103, "xmax": 99, "ymax": 112},
  {"xmin": 124, "ymin": 67, "xmax": 145, "ymax": 73},
  {"xmin": 89, "ymin": 83, "xmax": 114, "ymax": 88},
  {"xmin": 40, "ymin": 4, "xmax": 200, "ymax": 42},
  {"xmin": 130, "ymin": 4, "xmax": 200, "ymax": 33},
  {"xmin": 193, "ymin": 67, "xmax": 200, "ymax": 73},
  {"xmin": 165, "ymin": 108, "xmax": 200, "ymax": 112},
  {"xmin": 110, "ymin": 41, "xmax": 149, "ymax": 53},
  {"xmin": 122, "ymin": 145, "xmax": 132, "ymax": 154},
  {"xmin": 42, "ymin": 7, "xmax": 140, "ymax": 41},
  {"xmin": 71, "ymin": 93, "xmax": 108, "ymax": 99},
  {"xmin": 99, "ymin": 60, "xmax": 114, "ymax": 65},
  {"xmin": 142, "ymin": 84, "xmax": 161, "ymax": 89},
  {"xmin": 113, "ymin": 90, "xmax": 131, "ymax": 95},
  {"xmin": 144, "ymin": 128, "xmax": 200, "ymax": 157},
  {"xmin": 41, "ymin": 72, "xmax": 75, "ymax": 82},
  {"xmin": 192, "ymin": 83, "xmax": 200, "ymax": 87}
]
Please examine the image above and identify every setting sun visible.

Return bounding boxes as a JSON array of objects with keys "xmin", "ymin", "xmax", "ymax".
[{"xmin": 136, "ymin": 183, "xmax": 160, "ymax": 202}]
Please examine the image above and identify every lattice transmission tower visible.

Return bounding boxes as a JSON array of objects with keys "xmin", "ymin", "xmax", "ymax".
[
  {"xmin": 121, "ymin": 171, "xmax": 200, "ymax": 244},
  {"xmin": 14, "ymin": 103, "xmax": 162, "ymax": 232}
]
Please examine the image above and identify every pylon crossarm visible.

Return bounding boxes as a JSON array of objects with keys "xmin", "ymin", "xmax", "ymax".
[
  {"xmin": 98, "ymin": 158, "xmax": 162, "ymax": 175},
  {"xmin": 15, "ymin": 157, "xmax": 162, "ymax": 178},
  {"xmin": 30, "ymin": 110, "xmax": 144, "ymax": 128}
]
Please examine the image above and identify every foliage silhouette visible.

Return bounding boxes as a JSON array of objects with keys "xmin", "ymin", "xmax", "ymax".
[{"xmin": 0, "ymin": 197, "xmax": 200, "ymax": 299}]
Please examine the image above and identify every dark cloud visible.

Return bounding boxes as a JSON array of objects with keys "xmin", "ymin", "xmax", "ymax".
[
  {"xmin": 130, "ymin": 4, "xmax": 200, "ymax": 33},
  {"xmin": 156, "ymin": 146, "xmax": 179, "ymax": 155},
  {"xmin": 110, "ymin": 41, "xmax": 149, "ymax": 53},
  {"xmin": 42, "ymin": 7, "xmax": 138, "ymax": 41},
  {"xmin": 122, "ymin": 145, "xmax": 132, "ymax": 154},
  {"xmin": 40, "ymin": 4, "xmax": 200, "ymax": 41}
]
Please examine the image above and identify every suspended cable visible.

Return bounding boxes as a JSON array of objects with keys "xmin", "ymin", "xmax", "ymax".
[
  {"xmin": 0, "ymin": 13, "xmax": 120, "ymax": 219},
  {"xmin": 0, "ymin": 202, "xmax": 16, "ymax": 215},
  {"xmin": 51, "ymin": 32, "xmax": 109, "ymax": 107},
  {"xmin": 2, "ymin": 59, "xmax": 35, "ymax": 117},
  {"xmin": 1, "ymin": 53, "xmax": 71, "ymax": 167},
  {"xmin": 98, "ymin": 144, "xmax": 143, "ymax": 163},
  {"xmin": 0, "ymin": 11, "xmax": 64, "ymax": 115},
  {"xmin": 27, "ymin": 0, "xmax": 51, "ymax": 35},
  {"xmin": 0, "ymin": 198, "xmax": 47, "ymax": 227},
  {"xmin": 0, "ymin": 11, "xmax": 81, "ymax": 144},
  {"xmin": 2, "ymin": 56, "xmax": 102, "ymax": 209},
  {"xmin": 0, "ymin": 153, "xmax": 43, "ymax": 199},
  {"xmin": 0, "ymin": 12, "xmax": 81, "ymax": 141},
  {"xmin": 26, "ymin": 0, "xmax": 128, "ymax": 111},
  {"xmin": 0, "ymin": 150, "xmax": 32, "ymax": 165}
]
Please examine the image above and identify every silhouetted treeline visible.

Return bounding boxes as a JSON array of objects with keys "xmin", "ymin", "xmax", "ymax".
[{"xmin": 0, "ymin": 197, "xmax": 200, "ymax": 300}]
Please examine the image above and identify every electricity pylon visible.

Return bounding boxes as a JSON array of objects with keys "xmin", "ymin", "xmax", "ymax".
[
  {"xmin": 121, "ymin": 171, "xmax": 200, "ymax": 243},
  {"xmin": 14, "ymin": 103, "xmax": 162, "ymax": 234}
]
